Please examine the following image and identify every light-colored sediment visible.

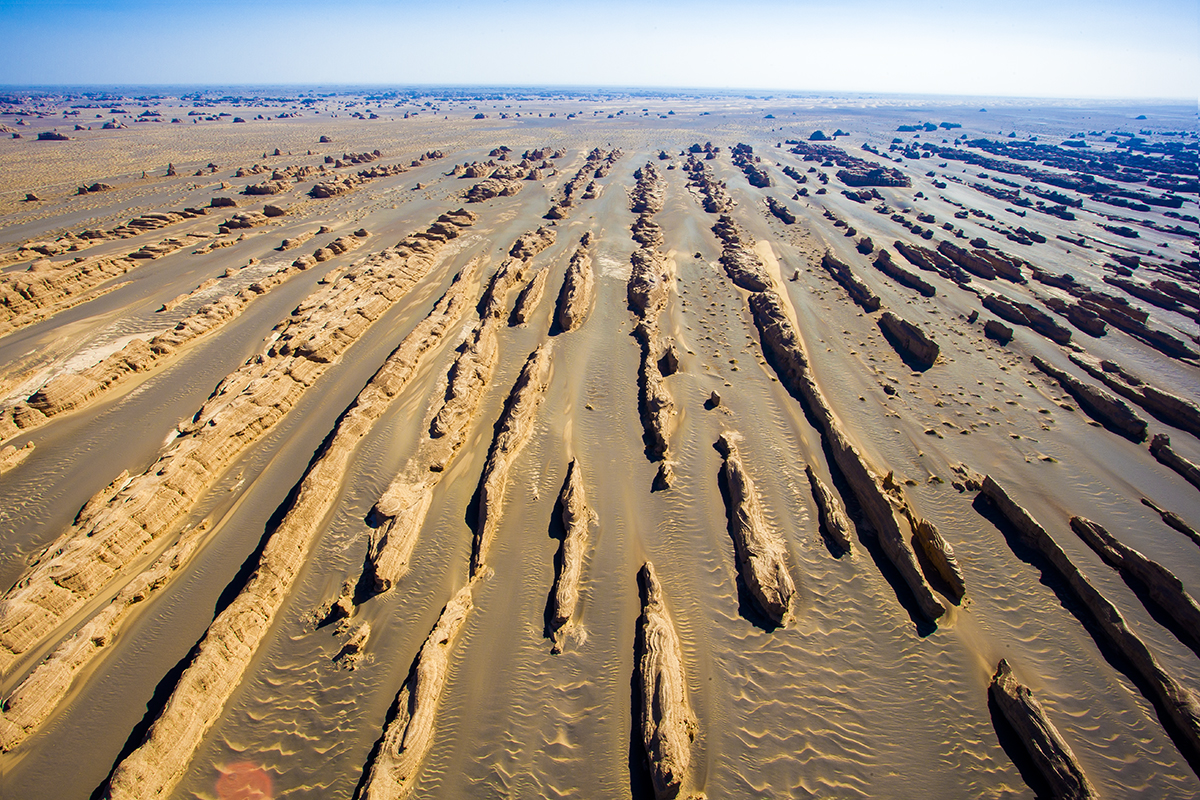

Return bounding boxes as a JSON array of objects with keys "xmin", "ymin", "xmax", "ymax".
[
  {"xmin": 101, "ymin": 244, "xmax": 482, "ymax": 799},
  {"xmin": 0, "ymin": 521, "xmax": 208, "ymax": 752},
  {"xmin": 804, "ymin": 463, "xmax": 852, "ymax": 553},
  {"xmin": 988, "ymin": 659, "xmax": 1099, "ymax": 800},
  {"xmin": 0, "ymin": 234, "xmax": 208, "ymax": 340},
  {"xmin": 361, "ymin": 581, "xmax": 475, "ymax": 800},
  {"xmin": 0, "ymin": 212, "xmax": 475, "ymax": 672},
  {"xmin": 548, "ymin": 458, "xmax": 592, "ymax": 653},
  {"xmin": 749, "ymin": 290, "xmax": 944, "ymax": 621},
  {"xmin": 715, "ymin": 431, "xmax": 796, "ymax": 624},
  {"xmin": 636, "ymin": 561, "xmax": 697, "ymax": 800},
  {"xmin": 1, "ymin": 231, "xmax": 375, "ymax": 443},
  {"xmin": 470, "ymin": 342, "xmax": 554, "ymax": 577},
  {"xmin": 980, "ymin": 476, "xmax": 1200, "ymax": 759},
  {"xmin": 554, "ymin": 233, "xmax": 594, "ymax": 333},
  {"xmin": 1069, "ymin": 516, "xmax": 1200, "ymax": 645}
]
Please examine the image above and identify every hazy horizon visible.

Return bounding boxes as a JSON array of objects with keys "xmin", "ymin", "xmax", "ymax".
[{"xmin": 1, "ymin": 0, "xmax": 1196, "ymax": 101}]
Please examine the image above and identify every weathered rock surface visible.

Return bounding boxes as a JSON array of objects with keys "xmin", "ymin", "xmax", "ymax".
[
  {"xmin": 988, "ymin": 659, "xmax": 1099, "ymax": 800},
  {"xmin": 466, "ymin": 177, "xmax": 523, "ymax": 202},
  {"xmin": 983, "ymin": 294, "xmax": 1072, "ymax": 345},
  {"xmin": 1032, "ymin": 355, "xmax": 1147, "ymax": 442},
  {"xmin": 984, "ymin": 319, "xmax": 1014, "ymax": 344},
  {"xmin": 510, "ymin": 267, "xmax": 549, "ymax": 326},
  {"xmin": 749, "ymin": 290, "xmax": 943, "ymax": 621},
  {"xmin": 895, "ymin": 240, "xmax": 971, "ymax": 285},
  {"xmin": 908, "ymin": 515, "xmax": 966, "ymax": 601},
  {"xmin": 1151, "ymin": 433, "xmax": 1200, "ymax": 491},
  {"xmin": 635, "ymin": 562, "xmax": 697, "ymax": 800},
  {"xmin": 471, "ymin": 343, "xmax": 553, "ymax": 577},
  {"xmin": 711, "ymin": 216, "xmax": 772, "ymax": 292},
  {"xmin": 635, "ymin": 322, "xmax": 674, "ymax": 461},
  {"xmin": 766, "ymin": 197, "xmax": 795, "ymax": 224},
  {"xmin": 872, "ymin": 249, "xmax": 936, "ymax": 297},
  {"xmin": 805, "ymin": 464, "xmax": 851, "ymax": 553},
  {"xmin": 980, "ymin": 475, "xmax": 1200, "ymax": 761},
  {"xmin": 555, "ymin": 233, "xmax": 594, "ymax": 332},
  {"xmin": 1069, "ymin": 352, "xmax": 1200, "ymax": 438},
  {"xmin": 821, "ymin": 252, "xmax": 880, "ymax": 311},
  {"xmin": 879, "ymin": 311, "xmax": 939, "ymax": 368},
  {"xmin": 1070, "ymin": 516, "xmax": 1200, "ymax": 646},
  {"xmin": 716, "ymin": 432, "xmax": 796, "ymax": 624},
  {"xmin": 360, "ymin": 582, "xmax": 475, "ymax": 800},
  {"xmin": 100, "ymin": 237, "xmax": 480, "ymax": 799},
  {"xmin": 0, "ymin": 442, "xmax": 34, "ymax": 475},
  {"xmin": 369, "ymin": 230, "xmax": 550, "ymax": 592},
  {"xmin": 548, "ymin": 458, "xmax": 592, "ymax": 652},
  {"xmin": 0, "ymin": 521, "xmax": 207, "ymax": 752},
  {"xmin": 0, "ymin": 211, "xmax": 477, "ymax": 675}
]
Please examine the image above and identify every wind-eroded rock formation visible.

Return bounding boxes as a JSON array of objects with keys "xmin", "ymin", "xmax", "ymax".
[
  {"xmin": 360, "ymin": 582, "xmax": 475, "ymax": 800},
  {"xmin": 878, "ymin": 311, "xmax": 939, "ymax": 369},
  {"xmin": 716, "ymin": 432, "xmax": 796, "ymax": 624},
  {"xmin": 367, "ymin": 228, "xmax": 557, "ymax": 592},
  {"xmin": 1069, "ymin": 516, "xmax": 1200, "ymax": 646},
  {"xmin": 554, "ymin": 233, "xmax": 595, "ymax": 333},
  {"xmin": 635, "ymin": 561, "xmax": 698, "ymax": 799},
  {"xmin": 749, "ymin": 290, "xmax": 944, "ymax": 621},
  {"xmin": 1031, "ymin": 355, "xmax": 1147, "ymax": 442},
  {"xmin": 547, "ymin": 458, "xmax": 592, "ymax": 652},
  {"xmin": 980, "ymin": 476, "xmax": 1200, "ymax": 760},
  {"xmin": 820, "ymin": 251, "xmax": 880, "ymax": 311},
  {"xmin": 101, "ymin": 243, "xmax": 483, "ymax": 799},
  {"xmin": 471, "ymin": 343, "xmax": 554, "ymax": 577},
  {"xmin": 988, "ymin": 659, "xmax": 1099, "ymax": 800},
  {"xmin": 628, "ymin": 164, "xmax": 677, "ymax": 483},
  {"xmin": 805, "ymin": 464, "xmax": 852, "ymax": 553},
  {"xmin": 0, "ymin": 211, "xmax": 478, "ymax": 676}
]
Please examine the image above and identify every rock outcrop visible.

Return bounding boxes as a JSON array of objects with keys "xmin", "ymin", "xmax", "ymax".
[
  {"xmin": 101, "ymin": 242, "xmax": 481, "ymax": 799},
  {"xmin": 872, "ymin": 249, "xmax": 936, "ymax": 297},
  {"xmin": 547, "ymin": 459, "xmax": 593, "ymax": 652},
  {"xmin": 980, "ymin": 475, "xmax": 1200, "ymax": 761},
  {"xmin": 635, "ymin": 562, "xmax": 697, "ymax": 799},
  {"xmin": 0, "ymin": 521, "xmax": 207, "ymax": 751},
  {"xmin": 805, "ymin": 464, "xmax": 852, "ymax": 553},
  {"xmin": 367, "ymin": 228, "xmax": 553, "ymax": 592},
  {"xmin": 1032, "ymin": 356, "xmax": 1147, "ymax": 442},
  {"xmin": 1150, "ymin": 433, "xmax": 1200, "ymax": 491},
  {"xmin": 988, "ymin": 659, "xmax": 1099, "ymax": 800},
  {"xmin": 1070, "ymin": 516, "xmax": 1200, "ymax": 646},
  {"xmin": 878, "ymin": 311, "xmax": 939, "ymax": 369},
  {"xmin": 820, "ymin": 252, "xmax": 880, "ymax": 311},
  {"xmin": 471, "ymin": 343, "xmax": 553, "ymax": 577},
  {"xmin": 360, "ymin": 582, "xmax": 475, "ymax": 800},
  {"xmin": 1069, "ymin": 353, "xmax": 1200, "ymax": 438},
  {"xmin": 749, "ymin": 290, "xmax": 944, "ymax": 621},
  {"xmin": 554, "ymin": 233, "xmax": 594, "ymax": 333},
  {"xmin": 0, "ymin": 211, "xmax": 477, "ymax": 675},
  {"xmin": 716, "ymin": 432, "xmax": 796, "ymax": 624},
  {"xmin": 510, "ymin": 267, "xmax": 549, "ymax": 325},
  {"xmin": 982, "ymin": 294, "xmax": 1071, "ymax": 345}
]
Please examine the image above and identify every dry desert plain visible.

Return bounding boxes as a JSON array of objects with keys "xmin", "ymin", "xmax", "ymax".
[{"xmin": 0, "ymin": 88, "xmax": 1198, "ymax": 799}]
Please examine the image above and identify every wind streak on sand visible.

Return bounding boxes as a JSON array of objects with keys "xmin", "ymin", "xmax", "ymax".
[{"xmin": 101, "ymin": 257, "xmax": 484, "ymax": 799}]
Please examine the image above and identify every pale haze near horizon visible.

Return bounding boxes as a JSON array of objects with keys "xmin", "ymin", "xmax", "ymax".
[{"xmin": 0, "ymin": 0, "xmax": 1196, "ymax": 100}]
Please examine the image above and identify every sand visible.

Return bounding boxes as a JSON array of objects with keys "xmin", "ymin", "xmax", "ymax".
[{"xmin": 0, "ymin": 88, "xmax": 1197, "ymax": 799}]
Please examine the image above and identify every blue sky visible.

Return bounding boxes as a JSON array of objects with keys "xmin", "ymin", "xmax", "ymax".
[{"xmin": 0, "ymin": 0, "xmax": 1196, "ymax": 99}]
